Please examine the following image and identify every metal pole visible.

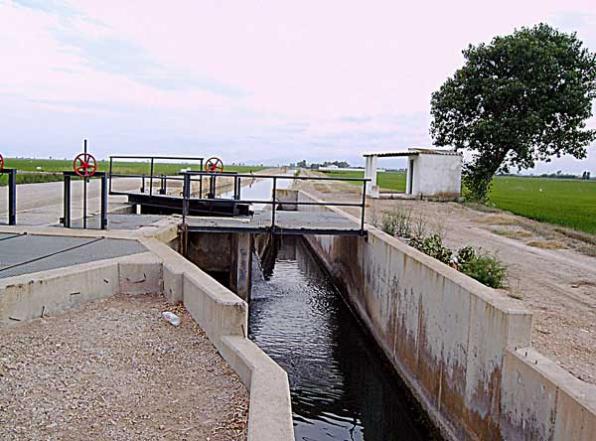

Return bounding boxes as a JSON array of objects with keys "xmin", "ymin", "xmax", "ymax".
[
  {"xmin": 141, "ymin": 174, "xmax": 145, "ymax": 193},
  {"xmin": 149, "ymin": 158, "xmax": 154, "ymax": 195},
  {"xmin": 181, "ymin": 173, "xmax": 191, "ymax": 257},
  {"xmin": 63, "ymin": 174, "xmax": 71, "ymax": 228},
  {"xmin": 182, "ymin": 173, "xmax": 190, "ymax": 222},
  {"xmin": 108, "ymin": 156, "xmax": 113, "ymax": 194},
  {"xmin": 8, "ymin": 169, "xmax": 16, "ymax": 225},
  {"xmin": 360, "ymin": 180, "xmax": 367, "ymax": 235},
  {"xmin": 83, "ymin": 139, "xmax": 87, "ymax": 229},
  {"xmin": 271, "ymin": 177, "xmax": 277, "ymax": 230},
  {"xmin": 100, "ymin": 173, "xmax": 108, "ymax": 230}
]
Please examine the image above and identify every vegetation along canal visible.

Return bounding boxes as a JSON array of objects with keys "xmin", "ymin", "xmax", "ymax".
[{"xmin": 249, "ymin": 236, "xmax": 439, "ymax": 441}]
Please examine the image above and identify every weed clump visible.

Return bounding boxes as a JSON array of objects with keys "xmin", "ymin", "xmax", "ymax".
[{"xmin": 379, "ymin": 208, "xmax": 506, "ymax": 289}]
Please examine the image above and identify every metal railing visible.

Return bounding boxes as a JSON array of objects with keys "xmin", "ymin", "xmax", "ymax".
[
  {"xmin": 108, "ymin": 155, "xmax": 204, "ymax": 196},
  {"xmin": 1, "ymin": 168, "xmax": 17, "ymax": 225},
  {"xmin": 180, "ymin": 171, "xmax": 370, "ymax": 235}
]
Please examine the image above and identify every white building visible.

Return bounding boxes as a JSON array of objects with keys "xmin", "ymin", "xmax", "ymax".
[{"xmin": 363, "ymin": 148, "xmax": 462, "ymax": 199}]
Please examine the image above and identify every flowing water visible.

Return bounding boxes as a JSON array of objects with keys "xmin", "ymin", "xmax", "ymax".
[{"xmin": 249, "ymin": 237, "xmax": 437, "ymax": 441}]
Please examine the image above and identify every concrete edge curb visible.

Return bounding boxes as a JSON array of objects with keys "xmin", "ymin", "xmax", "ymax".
[{"xmin": 141, "ymin": 237, "xmax": 295, "ymax": 441}]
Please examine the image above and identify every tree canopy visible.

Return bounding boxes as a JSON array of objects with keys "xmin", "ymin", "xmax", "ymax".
[{"xmin": 430, "ymin": 23, "xmax": 596, "ymax": 200}]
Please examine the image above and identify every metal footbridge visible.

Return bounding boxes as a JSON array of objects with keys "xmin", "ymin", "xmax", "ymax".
[{"xmin": 107, "ymin": 156, "xmax": 369, "ymax": 236}]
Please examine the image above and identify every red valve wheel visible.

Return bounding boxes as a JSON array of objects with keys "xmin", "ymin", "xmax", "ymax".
[
  {"xmin": 0, "ymin": 153, "xmax": 4, "ymax": 175},
  {"xmin": 204, "ymin": 157, "xmax": 224, "ymax": 173},
  {"xmin": 73, "ymin": 152, "xmax": 98, "ymax": 177}
]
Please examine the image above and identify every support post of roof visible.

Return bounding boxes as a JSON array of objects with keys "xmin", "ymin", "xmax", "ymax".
[{"xmin": 364, "ymin": 155, "xmax": 379, "ymax": 198}]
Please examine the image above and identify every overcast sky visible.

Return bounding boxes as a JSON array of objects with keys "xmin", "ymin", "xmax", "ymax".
[{"xmin": 1, "ymin": 0, "xmax": 595, "ymax": 172}]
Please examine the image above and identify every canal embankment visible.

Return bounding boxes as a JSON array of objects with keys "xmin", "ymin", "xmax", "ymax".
[{"xmin": 291, "ymin": 189, "xmax": 596, "ymax": 441}]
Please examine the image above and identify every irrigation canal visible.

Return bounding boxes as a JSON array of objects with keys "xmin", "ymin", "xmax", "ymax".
[{"xmin": 249, "ymin": 237, "xmax": 438, "ymax": 441}]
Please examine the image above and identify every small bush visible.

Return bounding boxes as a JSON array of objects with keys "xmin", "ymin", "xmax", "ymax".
[
  {"xmin": 381, "ymin": 208, "xmax": 412, "ymax": 238},
  {"xmin": 410, "ymin": 234, "xmax": 452, "ymax": 264},
  {"xmin": 458, "ymin": 252, "xmax": 506, "ymax": 289},
  {"xmin": 455, "ymin": 246, "xmax": 476, "ymax": 266}
]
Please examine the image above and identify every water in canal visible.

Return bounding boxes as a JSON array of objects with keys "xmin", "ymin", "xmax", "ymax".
[{"xmin": 249, "ymin": 236, "xmax": 438, "ymax": 441}]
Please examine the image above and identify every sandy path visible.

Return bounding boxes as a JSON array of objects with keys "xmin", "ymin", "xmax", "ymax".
[
  {"xmin": 298, "ymin": 178, "xmax": 596, "ymax": 385},
  {"xmin": 0, "ymin": 294, "xmax": 248, "ymax": 440}
]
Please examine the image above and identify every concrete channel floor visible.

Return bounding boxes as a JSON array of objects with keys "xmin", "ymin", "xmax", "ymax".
[
  {"xmin": 0, "ymin": 294, "xmax": 248, "ymax": 441},
  {"xmin": 0, "ymin": 234, "xmax": 146, "ymax": 279}
]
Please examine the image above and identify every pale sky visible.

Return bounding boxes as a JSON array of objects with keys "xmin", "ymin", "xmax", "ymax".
[{"xmin": 1, "ymin": 0, "xmax": 595, "ymax": 172}]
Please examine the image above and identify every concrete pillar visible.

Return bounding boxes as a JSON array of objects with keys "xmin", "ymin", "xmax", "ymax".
[
  {"xmin": 230, "ymin": 233, "xmax": 252, "ymax": 301},
  {"xmin": 406, "ymin": 157, "xmax": 414, "ymax": 195},
  {"xmin": 364, "ymin": 155, "xmax": 380, "ymax": 198}
]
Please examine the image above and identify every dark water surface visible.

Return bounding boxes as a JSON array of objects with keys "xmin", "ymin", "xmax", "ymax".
[{"xmin": 249, "ymin": 237, "xmax": 437, "ymax": 441}]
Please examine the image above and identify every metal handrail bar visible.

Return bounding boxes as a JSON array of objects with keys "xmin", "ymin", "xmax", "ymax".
[
  {"xmin": 184, "ymin": 171, "xmax": 370, "ymax": 183},
  {"xmin": 109, "ymin": 155, "xmax": 204, "ymax": 196},
  {"xmin": 109, "ymin": 155, "xmax": 204, "ymax": 160}
]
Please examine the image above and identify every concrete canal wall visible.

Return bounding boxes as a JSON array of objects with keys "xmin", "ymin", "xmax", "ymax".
[{"xmin": 295, "ymin": 190, "xmax": 596, "ymax": 441}]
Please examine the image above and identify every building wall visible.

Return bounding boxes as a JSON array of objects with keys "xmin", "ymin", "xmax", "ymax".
[{"xmin": 411, "ymin": 154, "xmax": 462, "ymax": 197}]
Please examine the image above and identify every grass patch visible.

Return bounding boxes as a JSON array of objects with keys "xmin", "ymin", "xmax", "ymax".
[
  {"xmin": 490, "ymin": 229, "xmax": 533, "ymax": 239},
  {"xmin": 526, "ymin": 240, "xmax": 565, "ymax": 250}
]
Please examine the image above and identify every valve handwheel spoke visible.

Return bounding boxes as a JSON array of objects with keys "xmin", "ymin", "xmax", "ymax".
[
  {"xmin": 204, "ymin": 156, "xmax": 224, "ymax": 173},
  {"xmin": 73, "ymin": 153, "xmax": 98, "ymax": 177}
]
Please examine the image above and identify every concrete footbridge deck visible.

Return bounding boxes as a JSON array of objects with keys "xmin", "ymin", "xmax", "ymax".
[{"xmin": 185, "ymin": 210, "xmax": 364, "ymax": 235}]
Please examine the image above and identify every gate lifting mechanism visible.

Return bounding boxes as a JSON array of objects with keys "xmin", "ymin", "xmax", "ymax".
[
  {"xmin": 61, "ymin": 140, "xmax": 108, "ymax": 230},
  {"xmin": 204, "ymin": 157, "xmax": 224, "ymax": 173},
  {"xmin": 0, "ymin": 153, "xmax": 17, "ymax": 225},
  {"xmin": 203, "ymin": 157, "xmax": 225, "ymax": 199}
]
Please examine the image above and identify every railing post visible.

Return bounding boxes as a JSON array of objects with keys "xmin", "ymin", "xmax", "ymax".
[
  {"xmin": 108, "ymin": 157, "xmax": 113, "ymax": 194},
  {"xmin": 100, "ymin": 173, "xmax": 108, "ymax": 230},
  {"xmin": 271, "ymin": 176, "xmax": 277, "ymax": 230},
  {"xmin": 182, "ymin": 173, "xmax": 190, "ymax": 222},
  {"xmin": 209, "ymin": 174, "xmax": 216, "ymax": 198},
  {"xmin": 141, "ymin": 174, "xmax": 145, "ymax": 193},
  {"xmin": 149, "ymin": 158, "xmax": 154, "ymax": 195},
  {"xmin": 63, "ymin": 173, "xmax": 71, "ymax": 228},
  {"xmin": 8, "ymin": 169, "xmax": 16, "ymax": 225},
  {"xmin": 360, "ymin": 180, "xmax": 367, "ymax": 235}
]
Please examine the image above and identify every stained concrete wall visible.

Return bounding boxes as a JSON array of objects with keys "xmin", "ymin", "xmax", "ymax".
[{"xmin": 294, "ymin": 190, "xmax": 595, "ymax": 441}]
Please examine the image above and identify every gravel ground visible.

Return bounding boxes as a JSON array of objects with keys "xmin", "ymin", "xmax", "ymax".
[
  {"xmin": 297, "ymin": 177, "xmax": 596, "ymax": 384},
  {"xmin": 0, "ymin": 294, "xmax": 248, "ymax": 440}
]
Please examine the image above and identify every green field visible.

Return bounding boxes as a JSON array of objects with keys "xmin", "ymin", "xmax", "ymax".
[
  {"xmin": 322, "ymin": 170, "xmax": 596, "ymax": 235},
  {"xmin": 488, "ymin": 177, "xmax": 596, "ymax": 235},
  {"xmin": 0, "ymin": 158, "xmax": 265, "ymax": 186},
  {"xmin": 322, "ymin": 170, "xmax": 406, "ymax": 192}
]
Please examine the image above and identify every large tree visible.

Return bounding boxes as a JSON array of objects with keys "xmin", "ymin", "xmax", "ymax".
[{"xmin": 430, "ymin": 24, "xmax": 596, "ymax": 200}]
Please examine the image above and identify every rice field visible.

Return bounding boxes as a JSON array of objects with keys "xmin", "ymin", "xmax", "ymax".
[{"xmin": 488, "ymin": 177, "xmax": 596, "ymax": 235}]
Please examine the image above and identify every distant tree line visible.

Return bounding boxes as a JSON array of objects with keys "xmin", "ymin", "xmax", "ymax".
[
  {"xmin": 497, "ymin": 170, "xmax": 593, "ymax": 179},
  {"xmin": 292, "ymin": 160, "xmax": 351, "ymax": 169}
]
